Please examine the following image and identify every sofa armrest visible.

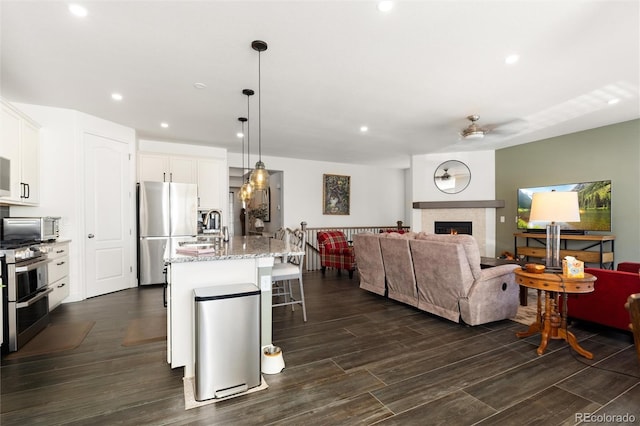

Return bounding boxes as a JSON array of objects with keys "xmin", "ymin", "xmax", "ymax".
[
  {"xmin": 461, "ymin": 264, "xmax": 519, "ymax": 325},
  {"xmin": 478, "ymin": 263, "xmax": 520, "ymax": 281}
]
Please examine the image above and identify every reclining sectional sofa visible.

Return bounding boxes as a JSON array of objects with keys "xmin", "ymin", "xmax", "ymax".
[{"xmin": 353, "ymin": 232, "xmax": 520, "ymax": 326}]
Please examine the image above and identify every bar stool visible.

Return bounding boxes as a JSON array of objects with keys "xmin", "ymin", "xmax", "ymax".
[{"xmin": 271, "ymin": 229, "xmax": 307, "ymax": 322}]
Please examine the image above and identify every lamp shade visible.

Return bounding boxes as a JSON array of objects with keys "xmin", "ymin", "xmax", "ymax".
[
  {"xmin": 529, "ymin": 191, "xmax": 580, "ymax": 223},
  {"xmin": 250, "ymin": 160, "xmax": 269, "ymax": 191},
  {"xmin": 239, "ymin": 180, "xmax": 253, "ymax": 202}
]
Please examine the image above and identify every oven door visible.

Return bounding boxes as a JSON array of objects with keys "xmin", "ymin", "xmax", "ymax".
[
  {"xmin": 13, "ymin": 257, "xmax": 50, "ymax": 302},
  {"xmin": 9, "ymin": 287, "xmax": 53, "ymax": 351}
]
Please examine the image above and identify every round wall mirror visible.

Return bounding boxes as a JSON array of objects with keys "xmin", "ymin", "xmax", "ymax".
[{"xmin": 434, "ymin": 160, "xmax": 471, "ymax": 194}]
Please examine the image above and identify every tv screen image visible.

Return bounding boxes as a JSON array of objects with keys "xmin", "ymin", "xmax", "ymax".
[{"xmin": 517, "ymin": 180, "xmax": 612, "ymax": 232}]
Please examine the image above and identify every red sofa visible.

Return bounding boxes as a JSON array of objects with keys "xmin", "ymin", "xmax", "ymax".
[{"xmin": 567, "ymin": 263, "xmax": 640, "ymax": 331}]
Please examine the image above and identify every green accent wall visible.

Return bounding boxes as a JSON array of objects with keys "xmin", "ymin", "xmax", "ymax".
[{"xmin": 495, "ymin": 119, "xmax": 640, "ymax": 266}]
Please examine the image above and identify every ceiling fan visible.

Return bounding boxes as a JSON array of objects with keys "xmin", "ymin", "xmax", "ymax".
[
  {"xmin": 459, "ymin": 114, "xmax": 526, "ymax": 140},
  {"xmin": 435, "ymin": 168, "xmax": 452, "ymax": 180},
  {"xmin": 460, "ymin": 115, "xmax": 490, "ymax": 140}
]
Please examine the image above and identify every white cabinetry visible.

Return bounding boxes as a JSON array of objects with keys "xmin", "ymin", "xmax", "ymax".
[
  {"xmin": 138, "ymin": 152, "xmax": 197, "ymax": 183},
  {"xmin": 0, "ymin": 100, "xmax": 40, "ymax": 205},
  {"xmin": 196, "ymin": 158, "xmax": 226, "ymax": 209},
  {"xmin": 46, "ymin": 241, "xmax": 70, "ymax": 310},
  {"xmin": 137, "ymin": 152, "xmax": 226, "ymax": 211}
]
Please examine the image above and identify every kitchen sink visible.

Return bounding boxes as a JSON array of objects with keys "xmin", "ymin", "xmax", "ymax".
[{"xmin": 179, "ymin": 243, "xmax": 219, "ymax": 249}]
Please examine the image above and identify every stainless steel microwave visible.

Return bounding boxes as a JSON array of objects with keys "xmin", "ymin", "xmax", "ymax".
[{"xmin": 2, "ymin": 217, "xmax": 61, "ymax": 241}]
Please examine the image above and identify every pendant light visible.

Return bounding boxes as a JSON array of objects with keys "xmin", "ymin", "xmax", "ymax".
[
  {"xmin": 249, "ymin": 40, "xmax": 270, "ymax": 191},
  {"xmin": 239, "ymin": 89, "xmax": 254, "ymax": 203},
  {"xmin": 237, "ymin": 116, "xmax": 252, "ymax": 205}
]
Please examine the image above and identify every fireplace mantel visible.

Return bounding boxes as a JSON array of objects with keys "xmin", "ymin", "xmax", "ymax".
[{"xmin": 412, "ymin": 200, "xmax": 505, "ymax": 209}]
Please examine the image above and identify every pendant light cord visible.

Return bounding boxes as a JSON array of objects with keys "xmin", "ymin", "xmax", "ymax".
[
  {"xmin": 241, "ymin": 120, "xmax": 245, "ymax": 173},
  {"xmin": 246, "ymin": 93, "xmax": 251, "ymax": 172},
  {"xmin": 258, "ymin": 50, "xmax": 262, "ymax": 162}
]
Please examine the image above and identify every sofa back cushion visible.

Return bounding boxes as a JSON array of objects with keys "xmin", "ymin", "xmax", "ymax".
[
  {"xmin": 414, "ymin": 233, "xmax": 481, "ymax": 279},
  {"xmin": 353, "ymin": 233, "xmax": 386, "ymax": 296},
  {"xmin": 618, "ymin": 262, "xmax": 640, "ymax": 274},
  {"xmin": 380, "ymin": 232, "xmax": 418, "ymax": 306},
  {"xmin": 409, "ymin": 238, "xmax": 475, "ymax": 322}
]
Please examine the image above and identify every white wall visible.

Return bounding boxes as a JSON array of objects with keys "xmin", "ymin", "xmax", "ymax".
[
  {"xmin": 138, "ymin": 139, "xmax": 226, "ymax": 159},
  {"xmin": 411, "ymin": 150, "xmax": 496, "ymax": 232},
  {"xmin": 410, "ymin": 150, "xmax": 498, "ymax": 255},
  {"xmin": 11, "ymin": 103, "xmax": 137, "ymax": 302},
  {"xmin": 228, "ymin": 153, "xmax": 407, "ymax": 230}
]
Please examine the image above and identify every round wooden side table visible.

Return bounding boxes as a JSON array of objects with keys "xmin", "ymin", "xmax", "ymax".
[{"xmin": 514, "ymin": 269, "xmax": 596, "ymax": 359}]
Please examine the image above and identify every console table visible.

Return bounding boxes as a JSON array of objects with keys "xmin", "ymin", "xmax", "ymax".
[
  {"xmin": 514, "ymin": 233, "xmax": 615, "ymax": 269},
  {"xmin": 514, "ymin": 269, "xmax": 596, "ymax": 359}
]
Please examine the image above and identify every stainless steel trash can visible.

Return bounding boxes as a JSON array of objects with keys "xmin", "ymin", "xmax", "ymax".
[{"xmin": 194, "ymin": 283, "xmax": 261, "ymax": 401}]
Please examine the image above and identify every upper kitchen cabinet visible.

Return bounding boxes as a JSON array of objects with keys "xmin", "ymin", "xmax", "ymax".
[
  {"xmin": 137, "ymin": 152, "xmax": 197, "ymax": 184},
  {"xmin": 197, "ymin": 158, "xmax": 227, "ymax": 209},
  {"xmin": 0, "ymin": 100, "xmax": 40, "ymax": 205}
]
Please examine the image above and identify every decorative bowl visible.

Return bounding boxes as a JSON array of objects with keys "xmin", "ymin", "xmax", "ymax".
[{"xmin": 525, "ymin": 263, "xmax": 545, "ymax": 274}]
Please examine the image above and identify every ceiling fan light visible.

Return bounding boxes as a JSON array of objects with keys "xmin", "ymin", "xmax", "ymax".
[{"xmin": 463, "ymin": 131, "xmax": 485, "ymax": 140}]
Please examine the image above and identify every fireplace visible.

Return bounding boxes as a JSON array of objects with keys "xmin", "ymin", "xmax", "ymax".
[
  {"xmin": 434, "ymin": 221, "xmax": 472, "ymax": 235},
  {"xmin": 420, "ymin": 207, "xmax": 494, "ymax": 256}
]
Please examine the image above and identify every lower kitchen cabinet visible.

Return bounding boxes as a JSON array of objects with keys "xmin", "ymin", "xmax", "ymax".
[{"xmin": 46, "ymin": 241, "xmax": 70, "ymax": 311}]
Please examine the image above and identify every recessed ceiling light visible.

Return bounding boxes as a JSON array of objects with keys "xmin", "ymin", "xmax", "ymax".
[
  {"xmin": 607, "ymin": 98, "xmax": 620, "ymax": 105},
  {"xmin": 111, "ymin": 93, "xmax": 123, "ymax": 101},
  {"xmin": 193, "ymin": 82, "xmax": 207, "ymax": 89},
  {"xmin": 68, "ymin": 4, "xmax": 88, "ymax": 18},
  {"xmin": 160, "ymin": 122, "xmax": 169, "ymax": 128},
  {"xmin": 505, "ymin": 54, "xmax": 520, "ymax": 65},
  {"xmin": 360, "ymin": 126, "xmax": 369, "ymax": 132},
  {"xmin": 377, "ymin": 1, "xmax": 394, "ymax": 12}
]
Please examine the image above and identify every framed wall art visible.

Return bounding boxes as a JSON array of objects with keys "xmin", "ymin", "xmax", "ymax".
[{"xmin": 323, "ymin": 174, "xmax": 350, "ymax": 215}]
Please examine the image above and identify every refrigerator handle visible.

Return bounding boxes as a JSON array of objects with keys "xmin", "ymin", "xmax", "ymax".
[
  {"xmin": 170, "ymin": 172, "xmax": 173, "ymax": 182},
  {"xmin": 163, "ymin": 172, "xmax": 166, "ymax": 182},
  {"xmin": 163, "ymin": 265, "xmax": 168, "ymax": 308}
]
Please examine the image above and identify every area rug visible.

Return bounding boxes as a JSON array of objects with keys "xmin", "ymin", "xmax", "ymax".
[
  {"xmin": 122, "ymin": 315, "xmax": 167, "ymax": 346},
  {"xmin": 511, "ymin": 289, "xmax": 540, "ymax": 326},
  {"xmin": 183, "ymin": 376, "xmax": 269, "ymax": 410},
  {"xmin": 4, "ymin": 321, "xmax": 95, "ymax": 360}
]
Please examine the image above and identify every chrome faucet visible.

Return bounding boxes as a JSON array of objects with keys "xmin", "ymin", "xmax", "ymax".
[{"xmin": 202, "ymin": 210, "xmax": 221, "ymax": 231}]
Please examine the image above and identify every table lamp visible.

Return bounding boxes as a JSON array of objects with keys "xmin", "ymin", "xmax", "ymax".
[{"xmin": 529, "ymin": 190, "xmax": 580, "ymax": 271}]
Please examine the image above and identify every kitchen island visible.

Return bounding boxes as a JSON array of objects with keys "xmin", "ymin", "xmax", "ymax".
[{"xmin": 164, "ymin": 235, "xmax": 303, "ymax": 378}]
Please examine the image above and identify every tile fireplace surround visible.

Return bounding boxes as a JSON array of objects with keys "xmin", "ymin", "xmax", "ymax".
[{"xmin": 414, "ymin": 200, "xmax": 505, "ymax": 258}]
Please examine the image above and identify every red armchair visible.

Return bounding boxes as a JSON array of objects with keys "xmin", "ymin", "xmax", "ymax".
[
  {"xmin": 317, "ymin": 231, "xmax": 356, "ymax": 278},
  {"xmin": 567, "ymin": 265, "xmax": 640, "ymax": 331}
]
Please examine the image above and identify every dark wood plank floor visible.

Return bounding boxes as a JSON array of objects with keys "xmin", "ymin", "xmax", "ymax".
[{"xmin": 2, "ymin": 271, "xmax": 639, "ymax": 425}]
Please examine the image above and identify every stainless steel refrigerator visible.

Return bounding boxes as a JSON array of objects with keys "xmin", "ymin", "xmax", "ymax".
[{"xmin": 138, "ymin": 181, "xmax": 198, "ymax": 285}]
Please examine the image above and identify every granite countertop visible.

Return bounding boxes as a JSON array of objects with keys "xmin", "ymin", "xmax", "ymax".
[{"xmin": 166, "ymin": 235, "xmax": 304, "ymax": 263}]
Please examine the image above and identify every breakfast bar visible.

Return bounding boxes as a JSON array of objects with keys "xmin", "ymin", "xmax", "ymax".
[{"xmin": 164, "ymin": 235, "xmax": 303, "ymax": 378}]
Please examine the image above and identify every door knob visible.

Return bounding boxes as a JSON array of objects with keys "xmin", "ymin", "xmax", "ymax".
[{"xmin": 88, "ymin": 234, "xmax": 95, "ymax": 239}]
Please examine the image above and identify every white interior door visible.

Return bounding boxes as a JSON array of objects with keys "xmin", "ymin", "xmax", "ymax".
[{"xmin": 84, "ymin": 132, "xmax": 132, "ymax": 298}]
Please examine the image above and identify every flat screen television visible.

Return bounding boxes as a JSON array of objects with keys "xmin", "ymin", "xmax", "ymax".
[{"xmin": 517, "ymin": 180, "xmax": 612, "ymax": 233}]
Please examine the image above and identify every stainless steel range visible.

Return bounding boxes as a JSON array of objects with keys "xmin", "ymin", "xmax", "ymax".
[{"xmin": 1, "ymin": 240, "xmax": 52, "ymax": 352}]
